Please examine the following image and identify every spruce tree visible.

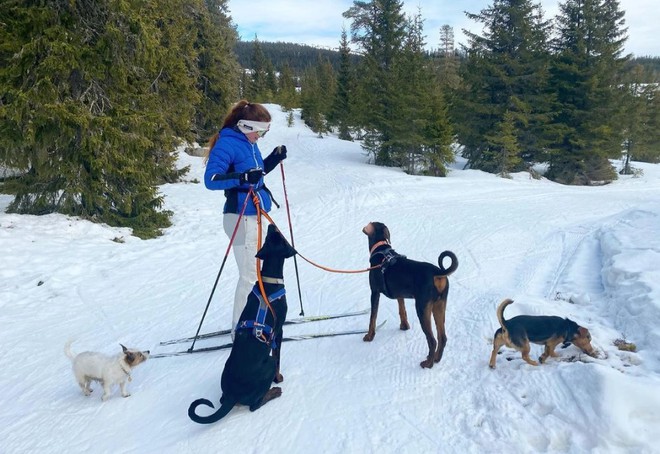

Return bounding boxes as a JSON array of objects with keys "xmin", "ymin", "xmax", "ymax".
[
  {"xmin": 276, "ymin": 63, "xmax": 298, "ymax": 110},
  {"xmin": 245, "ymin": 37, "xmax": 269, "ymax": 102},
  {"xmin": 329, "ymin": 29, "xmax": 355, "ymax": 141},
  {"xmin": 193, "ymin": 0, "xmax": 240, "ymax": 142},
  {"xmin": 458, "ymin": 0, "xmax": 553, "ymax": 174},
  {"xmin": 300, "ymin": 66, "xmax": 325, "ymax": 134},
  {"xmin": 546, "ymin": 0, "xmax": 628, "ymax": 185},
  {"xmin": 344, "ymin": 0, "xmax": 407, "ymax": 166},
  {"xmin": 619, "ymin": 65, "xmax": 660, "ymax": 169},
  {"xmin": 0, "ymin": 0, "xmax": 212, "ymax": 238}
]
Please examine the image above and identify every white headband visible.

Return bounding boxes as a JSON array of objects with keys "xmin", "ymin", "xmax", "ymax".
[{"xmin": 237, "ymin": 120, "xmax": 270, "ymax": 135}]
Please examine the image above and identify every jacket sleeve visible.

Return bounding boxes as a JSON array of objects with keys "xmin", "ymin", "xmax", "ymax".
[{"xmin": 204, "ymin": 140, "xmax": 241, "ymax": 190}]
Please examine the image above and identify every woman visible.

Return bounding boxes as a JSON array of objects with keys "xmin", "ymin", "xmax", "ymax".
[{"xmin": 204, "ymin": 100, "xmax": 287, "ymax": 334}]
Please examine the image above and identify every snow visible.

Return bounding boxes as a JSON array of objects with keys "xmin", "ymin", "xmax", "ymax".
[{"xmin": 2, "ymin": 104, "xmax": 660, "ymax": 454}]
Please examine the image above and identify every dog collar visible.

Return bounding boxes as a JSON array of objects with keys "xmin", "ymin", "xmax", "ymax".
[
  {"xmin": 261, "ymin": 276, "xmax": 284, "ymax": 284},
  {"xmin": 370, "ymin": 240, "xmax": 390, "ymax": 255},
  {"xmin": 120, "ymin": 362, "xmax": 132, "ymax": 381}
]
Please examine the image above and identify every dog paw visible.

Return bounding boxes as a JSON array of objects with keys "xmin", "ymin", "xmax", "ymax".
[
  {"xmin": 420, "ymin": 359, "xmax": 434, "ymax": 369},
  {"xmin": 273, "ymin": 373, "xmax": 284, "ymax": 384},
  {"xmin": 363, "ymin": 332, "xmax": 375, "ymax": 342},
  {"xmin": 399, "ymin": 322, "xmax": 410, "ymax": 331},
  {"xmin": 122, "ymin": 393, "xmax": 131, "ymax": 398}
]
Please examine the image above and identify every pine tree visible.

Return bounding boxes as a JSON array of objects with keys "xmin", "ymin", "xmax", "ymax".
[
  {"xmin": 435, "ymin": 25, "xmax": 461, "ymax": 92},
  {"xmin": 619, "ymin": 65, "xmax": 660, "ymax": 170},
  {"xmin": 546, "ymin": 0, "xmax": 629, "ymax": 185},
  {"xmin": 245, "ymin": 37, "xmax": 269, "ymax": 102},
  {"xmin": 329, "ymin": 29, "xmax": 355, "ymax": 141},
  {"xmin": 0, "ymin": 0, "xmax": 216, "ymax": 238},
  {"xmin": 457, "ymin": 0, "xmax": 553, "ymax": 174},
  {"xmin": 300, "ymin": 66, "xmax": 325, "ymax": 134},
  {"xmin": 484, "ymin": 110, "xmax": 523, "ymax": 177},
  {"xmin": 276, "ymin": 63, "xmax": 298, "ymax": 110},
  {"xmin": 193, "ymin": 0, "xmax": 240, "ymax": 142},
  {"xmin": 344, "ymin": 0, "xmax": 407, "ymax": 166}
]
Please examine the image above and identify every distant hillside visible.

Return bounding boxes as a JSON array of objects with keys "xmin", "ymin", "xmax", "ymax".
[
  {"xmin": 234, "ymin": 40, "xmax": 361, "ymax": 73},
  {"xmin": 627, "ymin": 56, "xmax": 660, "ymax": 82}
]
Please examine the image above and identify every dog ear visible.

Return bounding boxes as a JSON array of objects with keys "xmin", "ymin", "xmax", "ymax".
[{"xmin": 120, "ymin": 344, "xmax": 127, "ymax": 353}]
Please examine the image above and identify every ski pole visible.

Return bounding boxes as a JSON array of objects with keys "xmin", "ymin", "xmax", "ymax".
[
  {"xmin": 188, "ymin": 189, "xmax": 252, "ymax": 353},
  {"xmin": 280, "ymin": 161, "xmax": 305, "ymax": 316}
]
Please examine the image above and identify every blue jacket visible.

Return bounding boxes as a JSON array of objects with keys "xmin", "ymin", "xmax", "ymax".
[{"xmin": 204, "ymin": 127, "xmax": 272, "ymax": 215}]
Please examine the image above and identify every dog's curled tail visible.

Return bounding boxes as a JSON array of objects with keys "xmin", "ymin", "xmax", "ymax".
[
  {"xmin": 438, "ymin": 250, "xmax": 458, "ymax": 276},
  {"xmin": 496, "ymin": 299, "xmax": 514, "ymax": 332},
  {"xmin": 188, "ymin": 397, "xmax": 237, "ymax": 424},
  {"xmin": 64, "ymin": 340, "xmax": 75, "ymax": 360}
]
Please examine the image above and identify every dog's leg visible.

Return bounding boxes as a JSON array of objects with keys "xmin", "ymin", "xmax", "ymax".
[
  {"xmin": 249, "ymin": 387, "xmax": 282, "ymax": 412},
  {"xmin": 417, "ymin": 302, "xmax": 437, "ymax": 368},
  {"xmin": 432, "ymin": 298, "xmax": 448, "ymax": 364},
  {"xmin": 489, "ymin": 333, "xmax": 505, "ymax": 369},
  {"xmin": 520, "ymin": 342, "xmax": 539, "ymax": 366},
  {"xmin": 101, "ymin": 381, "xmax": 113, "ymax": 401},
  {"xmin": 272, "ymin": 346, "xmax": 283, "ymax": 384},
  {"xmin": 540, "ymin": 339, "xmax": 562, "ymax": 363},
  {"xmin": 363, "ymin": 291, "xmax": 381, "ymax": 342},
  {"xmin": 78, "ymin": 378, "xmax": 92, "ymax": 396},
  {"xmin": 119, "ymin": 380, "xmax": 131, "ymax": 398},
  {"xmin": 397, "ymin": 298, "xmax": 410, "ymax": 331}
]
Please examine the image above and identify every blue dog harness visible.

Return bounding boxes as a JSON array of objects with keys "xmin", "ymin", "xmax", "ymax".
[{"xmin": 236, "ymin": 285, "xmax": 286, "ymax": 348}]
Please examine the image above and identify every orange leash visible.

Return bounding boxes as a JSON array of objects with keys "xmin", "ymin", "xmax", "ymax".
[
  {"xmin": 251, "ymin": 189, "xmax": 277, "ymax": 322},
  {"xmin": 258, "ymin": 207, "xmax": 379, "ymax": 274}
]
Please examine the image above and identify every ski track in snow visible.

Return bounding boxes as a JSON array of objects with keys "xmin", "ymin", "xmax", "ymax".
[{"xmin": 2, "ymin": 106, "xmax": 660, "ymax": 453}]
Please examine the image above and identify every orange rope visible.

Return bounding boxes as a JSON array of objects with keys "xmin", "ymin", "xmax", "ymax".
[
  {"xmin": 258, "ymin": 208, "xmax": 379, "ymax": 274},
  {"xmin": 251, "ymin": 189, "xmax": 276, "ymax": 321}
]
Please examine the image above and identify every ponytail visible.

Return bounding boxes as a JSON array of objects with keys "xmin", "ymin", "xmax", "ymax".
[{"xmin": 204, "ymin": 100, "xmax": 271, "ymax": 164}]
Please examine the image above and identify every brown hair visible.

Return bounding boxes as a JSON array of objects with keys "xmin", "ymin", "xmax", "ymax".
[{"xmin": 206, "ymin": 100, "xmax": 272, "ymax": 159}]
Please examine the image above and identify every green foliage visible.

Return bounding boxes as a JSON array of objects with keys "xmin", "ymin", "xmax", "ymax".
[
  {"xmin": 275, "ymin": 63, "xmax": 299, "ymax": 110},
  {"xmin": 0, "ymin": 0, "xmax": 238, "ymax": 238},
  {"xmin": 328, "ymin": 29, "xmax": 355, "ymax": 141},
  {"xmin": 618, "ymin": 65, "xmax": 660, "ymax": 172},
  {"xmin": 233, "ymin": 40, "xmax": 361, "ymax": 74},
  {"xmin": 192, "ymin": 0, "xmax": 240, "ymax": 142},
  {"xmin": 456, "ymin": 0, "xmax": 554, "ymax": 174},
  {"xmin": 344, "ymin": 0, "xmax": 408, "ymax": 166},
  {"xmin": 545, "ymin": 0, "xmax": 628, "ymax": 185}
]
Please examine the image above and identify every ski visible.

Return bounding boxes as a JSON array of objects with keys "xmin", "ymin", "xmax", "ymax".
[
  {"xmin": 158, "ymin": 308, "xmax": 370, "ymax": 346},
  {"xmin": 152, "ymin": 320, "xmax": 386, "ymax": 358}
]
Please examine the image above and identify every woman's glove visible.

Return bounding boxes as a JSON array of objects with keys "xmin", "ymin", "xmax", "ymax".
[
  {"xmin": 239, "ymin": 168, "xmax": 264, "ymax": 185},
  {"xmin": 263, "ymin": 145, "xmax": 288, "ymax": 173}
]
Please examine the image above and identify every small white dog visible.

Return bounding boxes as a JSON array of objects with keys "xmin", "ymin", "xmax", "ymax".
[{"xmin": 64, "ymin": 340, "xmax": 149, "ymax": 401}]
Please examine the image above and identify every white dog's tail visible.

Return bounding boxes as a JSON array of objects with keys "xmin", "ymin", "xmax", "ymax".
[{"xmin": 64, "ymin": 340, "xmax": 76, "ymax": 360}]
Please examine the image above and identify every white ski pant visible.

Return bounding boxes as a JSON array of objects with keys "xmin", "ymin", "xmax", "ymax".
[{"xmin": 223, "ymin": 213, "xmax": 259, "ymax": 335}]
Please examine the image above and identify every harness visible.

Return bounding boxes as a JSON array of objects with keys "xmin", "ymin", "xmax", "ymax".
[
  {"xmin": 370, "ymin": 245, "xmax": 406, "ymax": 299},
  {"xmin": 236, "ymin": 284, "xmax": 286, "ymax": 348}
]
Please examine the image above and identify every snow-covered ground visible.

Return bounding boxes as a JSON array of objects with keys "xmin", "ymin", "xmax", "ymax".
[{"xmin": 2, "ymin": 105, "xmax": 659, "ymax": 453}]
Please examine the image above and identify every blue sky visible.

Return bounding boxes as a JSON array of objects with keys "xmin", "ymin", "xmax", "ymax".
[{"xmin": 227, "ymin": 0, "xmax": 658, "ymax": 57}]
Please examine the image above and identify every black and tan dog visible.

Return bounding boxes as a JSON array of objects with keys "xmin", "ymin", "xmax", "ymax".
[
  {"xmin": 362, "ymin": 222, "xmax": 458, "ymax": 368},
  {"xmin": 188, "ymin": 224, "xmax": 296, "ymax": 424},
  {"xmin": 488, "ymin": 298, "xmax": 596, "ymax": 369}
]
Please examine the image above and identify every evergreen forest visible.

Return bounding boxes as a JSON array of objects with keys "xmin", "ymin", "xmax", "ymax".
[{"xmin": 1, "ymin": 0, "xmax": 658, "ymax": 238}]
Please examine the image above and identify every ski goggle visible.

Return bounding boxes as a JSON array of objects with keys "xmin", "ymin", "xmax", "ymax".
[{"xmin": 237, "ymin": 120, "xmax": 270, "ymax": 137}]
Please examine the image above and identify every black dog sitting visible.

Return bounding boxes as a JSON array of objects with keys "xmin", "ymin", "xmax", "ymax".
[
  {"xmin": 188, "ymin": 224, "xmax": 296, "ymax": 424},
  {"xmin": 362, "ymin": 222, "xmax": 458, "ymax": 368}
]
